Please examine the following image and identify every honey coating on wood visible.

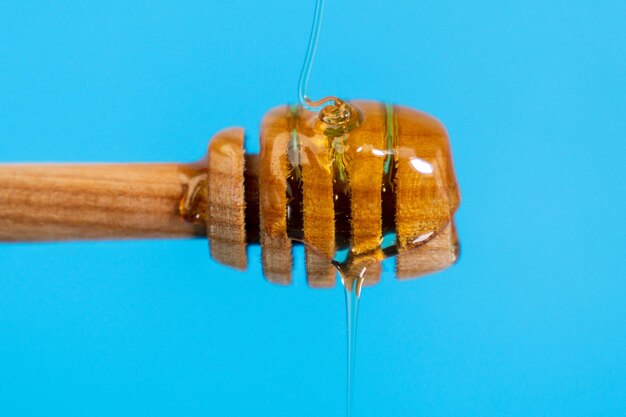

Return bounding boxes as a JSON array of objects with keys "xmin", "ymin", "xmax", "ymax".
[
  {"xmin": 178, "ymin": 129, "xmax": 247, "ymax": 271},
  {"xmin": 178, "ymin": 161, "xmax": 208, "ymax": 224},
  {"xmin": 207, "ymin": 128, "xmax": 247, "ymax": 270},
  {"xmin": 260, "ymin": 100, "xmax": 460, "ymax": 289},
  {"xmin": 259, "ymin": 106, "xmax": 293, "ymax": 284},
  {"xmin": 396, "ymin": 221, "xmax": 460, "ymax": 279},
  {"xmin": 292, "ymin": 105, "xmax": 337, "ymax": 287},
  {"xmin": 341, "ymin": 102, "xmax": 386, "ymax": 286}
]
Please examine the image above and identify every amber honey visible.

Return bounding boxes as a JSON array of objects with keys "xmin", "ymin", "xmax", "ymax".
[{"xmin": 259, "ymin": 99, "xmax": 460, "ymax": 292}]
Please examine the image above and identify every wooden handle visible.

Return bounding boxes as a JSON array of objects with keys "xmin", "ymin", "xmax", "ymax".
[{"xmin": 0, "ymin": 163, "xmax": 206, "ymax": 242}]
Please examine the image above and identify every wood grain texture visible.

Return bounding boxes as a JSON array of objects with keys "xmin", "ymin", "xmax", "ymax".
[
  {"xmin": 396, "ymin": 222, "xmax": 459, "ymax": 279},
  {"xmin": 346, "ymin": 100, "xmax": 386, "ymax": 285},
  {"xmin": 297, "ymin": 109, "xmax": 336, "ymax": 288},
  {"xmin": 259, "ymin": 106, "xmax": 293, "ymax": 284},
  {"xmin": 394, "ymin": 104, "xmax": 461, "ymax": 278},
  {"xmin": 0, "ymin": 163, "xmax": 204, "ymax": 242},
  {"xmin": 207, "ymin": 127, "xmax": 247, "ymax": 270}
]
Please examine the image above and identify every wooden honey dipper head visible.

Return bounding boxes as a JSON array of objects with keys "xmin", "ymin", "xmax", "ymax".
[{"xmin": 204, "ymin": 100, "xmax": 461, "ymax": 288}]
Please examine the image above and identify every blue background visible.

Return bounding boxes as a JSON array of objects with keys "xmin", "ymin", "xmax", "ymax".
[{"xmin": 1, "ymin": 1, "xmax": 625, "ymax": 416}]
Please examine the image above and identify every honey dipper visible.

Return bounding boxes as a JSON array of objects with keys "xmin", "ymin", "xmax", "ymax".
[{"xmin": 0, "ymin": 100, "xmax": 460, "ymax": 287}]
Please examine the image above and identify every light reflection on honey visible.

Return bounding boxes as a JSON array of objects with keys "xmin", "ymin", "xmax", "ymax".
[{"xmin": 178, "ymin": 161, "xmax": 208, "ymax": 224}]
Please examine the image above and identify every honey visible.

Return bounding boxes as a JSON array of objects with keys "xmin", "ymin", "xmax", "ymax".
[
  {"xmin": 261, "ymin": 99, "xmax": 460, "ymax": 291},
  {"xmin": 178, "ymin": 161, "xmax": 208, "ymax": 224}
]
